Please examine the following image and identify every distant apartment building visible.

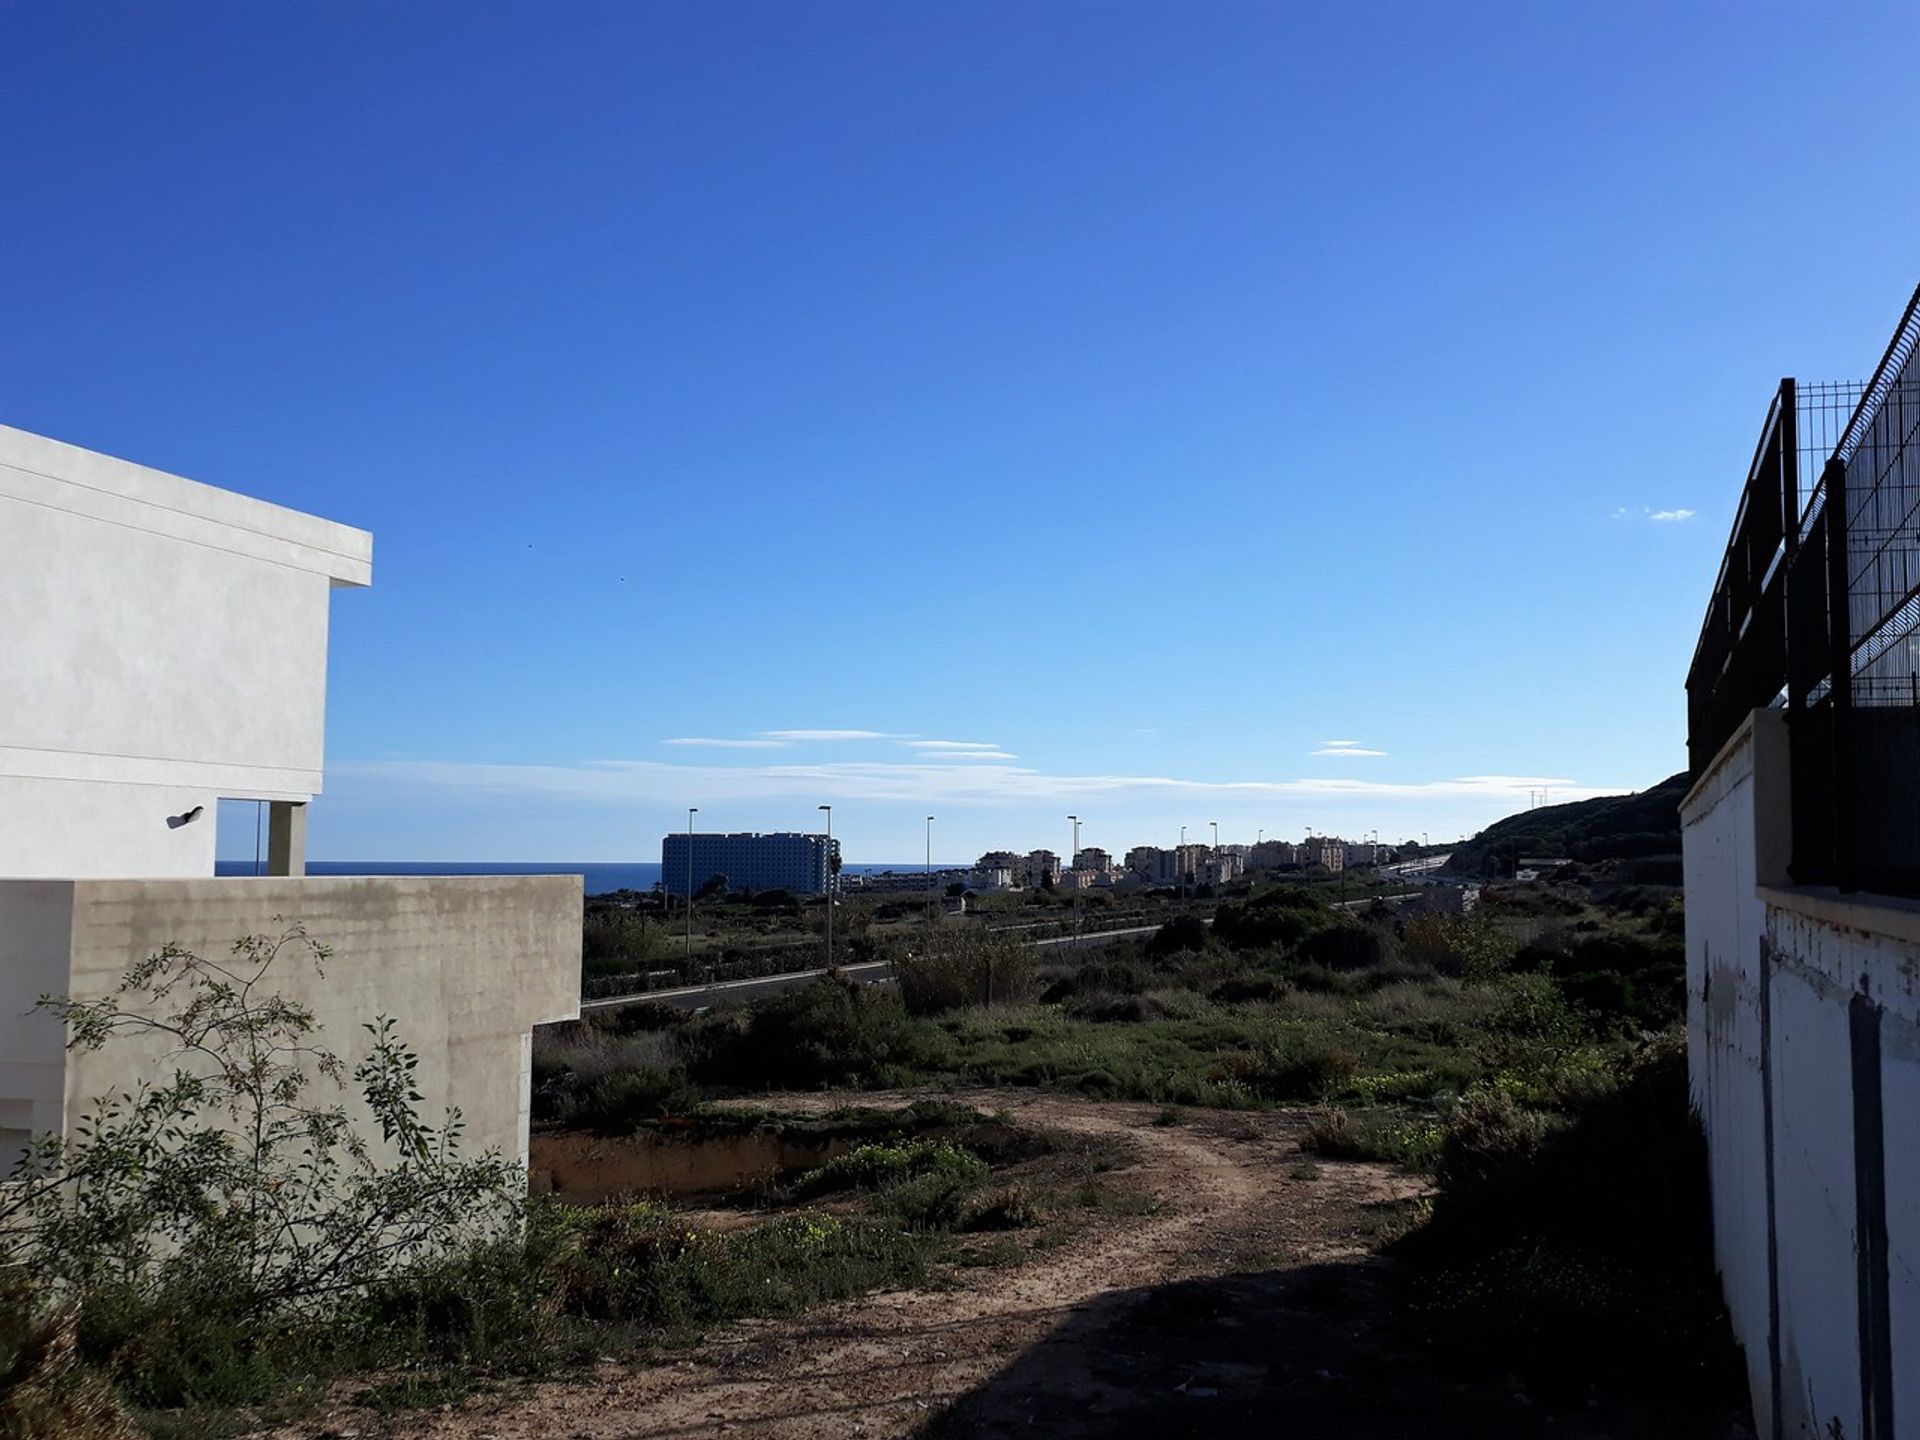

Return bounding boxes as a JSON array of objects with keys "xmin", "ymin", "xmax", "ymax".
[
  {"xmin": 1249, "ymin": 839, "xmax": 1299, "ymax": 869},
  {"xmin": 1125, "ymin": 846, "xmax": 1170, "ymax": 881},
  {"xmin": 1023, "ymin": 849, "xmax": 1062, "ymax": 887},
  {"xmin": 661, "ymin": 832, "xmax": 838, "ymax": 896},
  {"xmin": 1345, "ymin": 842, "xmax": 1383, "ymax": 867},
  {"xmin": 1073, "ymin": 847, "xmax": 1113, "ymax": 878},
  {"xmin": 1301, "ymin": 838, "xmax": 1345, "ymax": 871},
  {"xmin": 1057, "ymin": 868, "xmax": 1099, "ymax": 891}
]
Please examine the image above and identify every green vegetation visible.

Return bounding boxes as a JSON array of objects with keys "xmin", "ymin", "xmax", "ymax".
[
  {"xmin": 0, "ymin": 941, "xmax": 1078, "ymax": 1436},
  {"xmin": 1396, "ymin": 1036, "xmax": 1742, "ymax": 1405},
  {"xmin": 791, "ymin": 1139, "xmax": 987, "ymax": 1198},
  {"xmin": 546, "ymin": 869, "xmax": 1728, "ymax": 1413},
  {"xmin": 546, "ymin": 875, "xmax": 1686, "ymax": 1123}
]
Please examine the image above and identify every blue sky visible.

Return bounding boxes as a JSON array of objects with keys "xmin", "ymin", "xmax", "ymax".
[{"xmin": 6, "ymin": 2, "xmax": 1919, "ymax": 863}]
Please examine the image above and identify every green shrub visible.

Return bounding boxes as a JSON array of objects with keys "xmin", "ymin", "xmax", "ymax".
[
  {"xmin": 1399, "ymin": 914, "xmax": 1514, "ymax": 979},
  {"xmin": 1295, "ymin": 922, "xmax": 1386, "ymax": 971},
  {"xmin": 962, "ymin": 1183, "xmax": 1039, "ymax": 1231},
  {"xmin": 793, "ymin": 1140, "xmax": 986, "ymax": 1198},
  {"xmin": 0, "ymin": 1273, "xmax": 135, "ymax": 1438},
  {"xmin": 546, "ymin": 1067, "xmax": 700, "ymax": 1133},
  {"xmin": 549, "ymin": 1203, "xmax": 923, "ymax": 1327},
  {"xmin": 1212, "ymin": 900, "xmax": 1314, "ymax": 951},
  {"xmin": 4, "ymin": 930, "xmax": 522, "ymax": 1410},
  {"xmin": 1301, "ymin": 1109, "xmax": 1444, "ymax": 1168},
  {"xmin": 874, "ymin": 1172, "xmax": 976, "ymax": 1231},
  {"xmin": 685, "ymin": 975, "xmax": 937, "ymax": 1089},
  {"xmin": 1225, "ymin": 1034, "xmax": 1359, "ymax": 1100},
  {"xmin": 1398, "ymin": 1036, "xmax": 1742, "ymax": 1404},
  {"xmin": 1145, "ymin": 915, "xmax": 1212, "ymax": 960},
  {"xmin": 581, "ymin": 909, "xmax": 672, "ymax": 978}
]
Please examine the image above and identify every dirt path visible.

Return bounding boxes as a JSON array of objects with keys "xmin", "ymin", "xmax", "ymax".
[{"xmin": 268, "ymin": 1089, "xmax": 1422, "ymax": 1440}]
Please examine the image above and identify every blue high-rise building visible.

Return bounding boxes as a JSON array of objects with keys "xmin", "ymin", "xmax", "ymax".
[{"xmin": 660, "ymin": 831, "xmax": 838, "ymax": 896}]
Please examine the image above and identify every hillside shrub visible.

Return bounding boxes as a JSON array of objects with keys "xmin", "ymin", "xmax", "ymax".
[
  {"xmin": 685, "ymin": 975, "xmax": 936, "ymax": 1089},
  {"xmin": 1295, "ymin": 922, "xmax": 1386, "ymax": 972},
  {"xmin": 1145, "ymin": 915, "xmax": 1213, "ymax": 960}
]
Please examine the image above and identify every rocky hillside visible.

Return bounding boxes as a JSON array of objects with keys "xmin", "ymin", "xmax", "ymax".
[{"xmin": 1445, "ymin": 771, "xmax": 1688, "ymax": 879}]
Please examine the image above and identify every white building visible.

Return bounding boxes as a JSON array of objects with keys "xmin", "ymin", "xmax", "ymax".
[{"xmin": 0, "ymin": 425, "xmax": 580, "ymax": 1171}]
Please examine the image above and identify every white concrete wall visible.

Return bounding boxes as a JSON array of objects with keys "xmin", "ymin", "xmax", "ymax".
[
  {"xmin": 1682, "ymin": 713, "xmax": 1777, "ymax": 1434},
  {"xmin": 0, "ymin": 875, "xmax": 581, "ymax": 1173},
  {"xmin": 1683, "ymin": 710, "xmax": 1918, "ymax": 1439},
  {"xmin": 0, "ymin": 425, "xmax": 371, "ymax": 879}
]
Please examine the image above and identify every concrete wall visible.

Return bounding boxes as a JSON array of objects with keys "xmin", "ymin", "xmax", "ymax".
[
  {"xmin": 0, "ymin": 424, "xmax": 371, "ymax": 879},
  {"xmin": 1683, "ymin": 710, "xmax": 1918, "ymax": 1438},
  {"xmin": 0, "ymin": 875, "xmax": 581, "ymax": 1173}
]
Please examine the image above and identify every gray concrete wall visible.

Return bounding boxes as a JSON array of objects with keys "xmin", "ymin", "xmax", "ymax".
[
  {"xmin": 1683, "ymin": 711, "xmax": 1918, "ymax": 1438},
  {"xmin": 0, "ymin": 875, "xmax": 581, "ymax": 1174}
]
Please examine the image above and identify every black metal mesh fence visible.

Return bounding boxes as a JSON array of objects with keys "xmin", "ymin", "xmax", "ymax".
[{"xmin": 1690, "ymin": 284, "xmax": 1920, "ymax": 894}]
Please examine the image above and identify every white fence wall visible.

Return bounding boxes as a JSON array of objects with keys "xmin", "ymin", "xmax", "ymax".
[{"xmin": 1683, "ymin": 710, "xmax": 1918, "ymax": 1439}]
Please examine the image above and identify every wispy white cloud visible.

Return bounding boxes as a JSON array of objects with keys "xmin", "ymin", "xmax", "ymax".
[
  {"xmin": 1315, "ymin": 739, "xmax": 1386, "ymax": 758},
  {"xmin": 904, "ymin": 740, "xmax": 1002, "ymax": 752},
  {"xmin": 1613, "ymin": 505, "xmax": 1696, "ymax": 523},
  {"xmin": 763, "ymin": 729, "xmax": 901, "ymax": 742},
  {"xmin": 663, "ymin": 737, "xmax": 790, "ymax": 749},
  {"xmin": 335, "ymin": 755, "xmax": 1620, "ymax": 810}
]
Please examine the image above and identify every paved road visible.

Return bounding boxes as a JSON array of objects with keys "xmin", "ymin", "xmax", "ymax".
[{"xmin": 580, "ymin": 921, "xmax": 1183, "ymax": 1013}]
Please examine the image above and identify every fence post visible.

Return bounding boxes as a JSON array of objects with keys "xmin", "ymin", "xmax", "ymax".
[{"xmin": 1823, "ymin": 456, "xmax": 1853, "ymax": 887}]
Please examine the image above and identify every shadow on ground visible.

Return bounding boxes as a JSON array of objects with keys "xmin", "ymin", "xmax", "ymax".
[{"xmin": 918, "ymin": 1256, "xmax": 1749, "ymax": 1440}]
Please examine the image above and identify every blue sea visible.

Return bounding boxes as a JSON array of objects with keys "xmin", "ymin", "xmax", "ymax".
[{"xmin": 213, "ymin": 860, "xmax": 937, "ymax": 897}]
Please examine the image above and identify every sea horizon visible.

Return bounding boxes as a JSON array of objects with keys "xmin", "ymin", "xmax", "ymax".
[{"xmin": 212, "ymin": 859, "xmax": 972, "ymax": 896}]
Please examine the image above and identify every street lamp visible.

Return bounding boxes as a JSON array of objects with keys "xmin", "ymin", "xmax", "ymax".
[
  {"xmin": 818, "ymin": 805, "xmax": 834, "ymax": 968},
  {"xmin": 1178, "ymin": 824, "xmax": 1187, "ymax": 903},
  {"xmin": 1067, "ymin": 814, "xmax": 1081, "ymax": 940},
  {"xmin": 926, "ymin": 815, "xmax": 936, "ymax": 929},
  {"xmin": 685, "ymin": 806, "xmax": 698, "ymax": 959}
]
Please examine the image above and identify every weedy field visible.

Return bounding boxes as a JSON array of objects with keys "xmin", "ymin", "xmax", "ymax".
[{"xmin": 4, "ymin": 878, "xmax": 1745, "ymax": 1440}]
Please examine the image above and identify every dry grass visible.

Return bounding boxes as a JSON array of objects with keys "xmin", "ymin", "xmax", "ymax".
[{"xmin": 533, "ymin": 1021, "xmax": 682, "ymax": 1084}]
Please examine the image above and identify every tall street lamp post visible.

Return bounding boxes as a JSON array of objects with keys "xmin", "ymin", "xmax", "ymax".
[
  {"xmin": 1210, "ymin": 820, "xmax": 1220, "ymax": 886},
  {"xmin": 685, "ymin": 806, "xmax": 698, "ymax": 959},
  {"xmin": 819, "ymin": 804, "xmax": 834, "ymax": 968},
  {"xmin": 1067, "ymin": 814, "xmax": 1081, "ymax": 941},
  {"xmin": 926, "ymin": 815, "xmax": 936, "ymax": 929}
]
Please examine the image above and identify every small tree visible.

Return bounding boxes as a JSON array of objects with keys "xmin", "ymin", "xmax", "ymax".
[{"xmin": 0, "ymin": 926, "xmax": 519, "ymax": 1326}]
